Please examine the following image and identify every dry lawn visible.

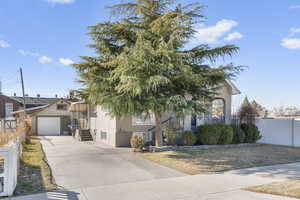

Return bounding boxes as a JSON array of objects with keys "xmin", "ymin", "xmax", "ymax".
[
  {"xmin": 246, "ymin": 179, "xmax": 300, "ymax": 199},
  {"xmin": 0, "ymin": 130, "xmax": 25, "ymax": 147},
  {"xmin": 14, "ymin": 137, "xmax": 57, "ymax": 196},
  {"xmin": 140, "ymin": 145, "xmax": 300, "ymax": 174}
]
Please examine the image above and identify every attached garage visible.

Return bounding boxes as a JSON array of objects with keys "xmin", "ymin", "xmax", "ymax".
[{"xmin": 37, "ymin": 117, "xmax": 61, "ymax": 136}]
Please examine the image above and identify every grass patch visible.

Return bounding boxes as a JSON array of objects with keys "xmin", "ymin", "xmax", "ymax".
[
  {"xmin": 246, "ymin": 179, "xmax": 300, "ymax": 199},
  {"xmin": 139, "ymin": 145, "xmax": 300, "ymax": 174},
  {"xmin": 14, "ymin": 137, "xmax": 57, "ymax": 196}
]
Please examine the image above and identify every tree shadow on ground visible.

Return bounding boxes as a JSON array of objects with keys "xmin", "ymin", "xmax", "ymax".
[{"xmin": 164, "ymin": 146, "xmax": 300, "ymax": 174}]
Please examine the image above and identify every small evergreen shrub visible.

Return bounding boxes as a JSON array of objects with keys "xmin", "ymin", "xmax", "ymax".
[
  {"xmin": 216, "ymin": 124, "xmax": 234, "ymax": 145},
  {"xmin": 241, "ymin": 124, "xmax": 262, "ymax": 143},
  {"xmin": 182, "ymin": 131, "xmax": 197, "ymax": 146},
  {"xmin": 165, "ymin": 127, "xmax": 177, "ymax": 145},
  {"xmin": 197, "ymin": 125, "xmax": 220, "ymax": 145},
  {"xmin": 130, "ymin": 134, "xmax": 146, "ymax": 151},
  {"xmin": 231, "ymin": 125, "xmax": 246, "ymax": 144}
]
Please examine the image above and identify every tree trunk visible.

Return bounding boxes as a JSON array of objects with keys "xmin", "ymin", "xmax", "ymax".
[{"xmin": 154, "ymin": 112, "xmax": 163, "ymax": 147}]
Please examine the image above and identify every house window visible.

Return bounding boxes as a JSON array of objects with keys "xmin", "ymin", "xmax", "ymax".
[
  {"xmin": 212, "ymin": 98, "xmax": 225, "ymax": 123},
  {"xmin": 100, "ymin": 131, "xmax": 107, "ymax": 140},
  {"xmin": 5, "ymin": 103, "xmax": 13, "ymax": 117},
  {"xmin": 57, "ymin": 104, "xmax": 68, "ymax": 111},
  {"xmin": 90, "ymin": 105, "xmax": 98, "ymax": 118},
  {"xmin": 132, "ymin": 114, "xmax": 155, "ymax": 126}
]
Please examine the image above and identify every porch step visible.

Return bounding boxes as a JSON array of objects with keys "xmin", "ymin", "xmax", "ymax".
[{"xmin": 78, "ymin": 129, "xmax": 93, "ymax": 141}]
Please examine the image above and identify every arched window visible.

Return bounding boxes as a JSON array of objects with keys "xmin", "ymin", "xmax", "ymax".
[{"xmin": 212, "ymin": 98, "xmax": 225, "ymax": 123}]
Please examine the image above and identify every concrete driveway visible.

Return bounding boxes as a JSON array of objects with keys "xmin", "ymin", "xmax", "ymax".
[{"xmin": 39, "ymin": 136, "xmax": 185, "ymax": 189}]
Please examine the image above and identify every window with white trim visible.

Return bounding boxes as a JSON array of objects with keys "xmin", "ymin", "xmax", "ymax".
[
  {"xmin": 132, "ymin": 114, "xmax": 155, "ymax": 126},
  {"xmin": 5, "ymin": 103, "xmax": 13, "ymax": 117}
]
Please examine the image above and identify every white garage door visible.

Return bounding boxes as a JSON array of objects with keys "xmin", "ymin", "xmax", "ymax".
[{"xmin": 38, "ymin": 117, "xmax": 61, "ymax": 136}]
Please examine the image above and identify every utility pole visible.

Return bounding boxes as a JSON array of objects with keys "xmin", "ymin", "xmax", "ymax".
[{"xmin": 20, "ymin": 67, "xmax": 27, "ymax": 117}]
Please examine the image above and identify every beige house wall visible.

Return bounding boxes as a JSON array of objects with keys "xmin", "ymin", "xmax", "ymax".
[
  {"xmin": 30, "ymin": 101, "xmax": 71, "ymax": 135},
  {"xmin": 183, "ymin": 83, "xmax": 233, "ymax": 130},
  {"xmin": 215, "ymin": 82, "xmax": 233, "ymax": 124},
  {"xmin": 37, "ymin": 101, "xmax": 71, "ymax": 116},
  {"xmin": 115, "ymin": 113, "xmax": 171, "ymax": 147},
  {"xmin": 90, "ymin": 106, "xmax": 117, "ymax": 147},
  {"xmin": 90, "ymin": 83, "xmax": 236, "ymax": 147}
]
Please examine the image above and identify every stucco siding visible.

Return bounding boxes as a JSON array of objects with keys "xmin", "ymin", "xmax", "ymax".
[
  {"xmin": 90, "ymin": 106, "xmax": 117, "ymax": 147},
  {"xmin": 37, "ymin": 101, "xmax": 71, "ymax": 116},
  {"xmin": 89, "ymin": 82, "xmax": 235, "ymax": 147},
  {"xmin": 215, "ymin": 82, "xmax": 232, "ymax": 124},
  {"xmin": 29, "ymin": 101, "xmax": 71, "ymax": 135},
  {"xmin": 115, "ymin": 113, "xmax": 172, "ymax": 147},
  {"xmin": 183, "ymin": 83, "xmax": 233, "ymax": 130}
]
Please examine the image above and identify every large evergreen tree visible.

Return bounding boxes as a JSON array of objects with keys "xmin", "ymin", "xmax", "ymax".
[{"xmin": 73, "ymin": 0, "xmax": 241, "ymax": 146}]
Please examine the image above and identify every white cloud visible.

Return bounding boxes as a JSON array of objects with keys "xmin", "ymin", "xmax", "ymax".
[
  {"xmin": 0, "ymin": 40, "xmax": 10, "ymax": 48},
  {"xmin": 18, "ymin": 49, "xmax": 40, "ymax": 57},
  {"xmin": 38, "ymin": 56, "xmax": 52, "ymax": 64},
  {"xmin": 289, "ymin": 28, "xmax": 300, "ymax": 36},
  {"xmin": 289, "ymin": 5, "xmax": 300, "ymax": 9},
  {"xmin": 281, "ymin": 38, "xmax": 300, "ymax": 49},
  {"xmin": 47, "ymin": 0, "xmax": 75, "ymax": 4},
  {"xmin": 59, "ymin": 58, "xmax": 74, "ymax": 66},
  {"xmin": 224, "ymin": 32, "xmax": 243, "ymax": 42},
  {"xmin": 194, "ymin": 19, "xmax": 239, "ymax": 44}
]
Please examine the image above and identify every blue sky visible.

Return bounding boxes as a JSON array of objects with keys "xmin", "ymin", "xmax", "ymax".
[{"xmin": 0, "ymin": 0, "xmax": 300, "ymax": 109}]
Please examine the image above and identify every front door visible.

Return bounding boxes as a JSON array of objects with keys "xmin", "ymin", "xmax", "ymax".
[{"xmin": 191, "ymin": 114, "xmax": 197, "ymax": 132}]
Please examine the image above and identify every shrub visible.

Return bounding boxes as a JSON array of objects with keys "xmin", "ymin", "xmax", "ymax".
[
  {"xmin": 165, "ymin": 127, "xmax": 177, "ymax": 145},
  {"xmin": 164, "ymin": 120, "xmax": 182, "ymax": 146},
  {"xmin": 130, "ymin": 134, "xmax": 146, "ymax": 151},
  {"xmin": 182, "ymin": 131, "xmax": 197, "ymax": 146},
  {"xmin": 241, "ymin": 124, "xmax": 262, "ymax": 143},
  {"xmin": 231, "ymin": 125, "xmax": 246, "ymax": 144},
  {"xmin": 216, "ymin": 124, "xmax": 234, "ymax": 145},
  {"xmin": 197, "ymin": 125, "xmax": 220, "ymax": 145},
  {"xmin": 238, "ymin": 97, "xmax": 257, "ymax": 125}
]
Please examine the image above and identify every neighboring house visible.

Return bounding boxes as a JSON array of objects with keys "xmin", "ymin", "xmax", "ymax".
[
  {"xmin": 0, "ymin": 94, "xmax": 62, "ymax": 119},
  {"xmin": 10, "ymin": 95, "xmax": 60, "ymax": 108},
  {"xmin": 70, "ymin": 80, "xmax": 240, "ymax": 147},
  {"xmin": 13, "ymin": 99, "xmax": 71, "ymax": 136},
  {"xmin": 0, "ymin": 94, "xmax": 21, "ymax": 119}
]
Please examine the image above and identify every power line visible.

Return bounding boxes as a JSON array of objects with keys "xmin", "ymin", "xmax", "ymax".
[{"xmin": 0, "ymin": 70, "xmax": 19, "ymax": 83}]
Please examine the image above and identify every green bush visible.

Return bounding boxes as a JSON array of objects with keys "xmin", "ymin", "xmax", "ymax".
[
  {"xmin": 182, "ymin": 131, "xmax": 197, "ymax": 146},
  {"xmin": 197, "ymin": 125, "xmax": 220, "ymax": 145},
  {"xmin": 241, "ymin": 124, "xmax": 262, "ymax": 143},
  {"xmin": 216, "ymin": 124, "xmax": 234, "ymax": 145},
  {"xmin": 165, "ymin": 126, "xmax": 177, "ymax": 146},
  {"xmin": 130, "ymin": 134, "xmax": 146, "ymax": 151},
  {"xmin": 231, "ymin": 125, "xmax": 246, "ymax": 144}
]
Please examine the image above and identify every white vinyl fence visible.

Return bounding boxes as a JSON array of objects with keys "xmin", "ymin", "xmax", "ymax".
[
  {"xmin": 0, "ymin": 138, "xmax": 22, "ymax": 197},
  {"xmin": 256, "ymin": 118, "xmax": 300, "ymax": 147}
]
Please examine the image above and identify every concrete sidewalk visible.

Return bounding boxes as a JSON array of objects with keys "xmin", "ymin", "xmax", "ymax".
[{"xmin": 5, "ymin": 163, "xmax": 300, "ymax": 200}]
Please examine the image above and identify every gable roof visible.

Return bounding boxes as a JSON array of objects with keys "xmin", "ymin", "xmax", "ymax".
[
  {"xmin": 11, "ymin": 105, "xmax": 49, "ymax": 115},
  {"xmin": 12, "ymin": 99, "xmax": 71, "ymax": 116},
  {"xmin": 0, "ymin": 94, "xmax": 21, "ymax": 104}
]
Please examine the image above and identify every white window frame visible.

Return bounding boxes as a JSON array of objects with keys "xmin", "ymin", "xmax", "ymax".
[
  {"xmin": 132, "ymin": 114, "xmax": 155, "ymax": 126},
  {"xmin": 5, "ymin": 103, "xmax": 13, "ymax": 117}
]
